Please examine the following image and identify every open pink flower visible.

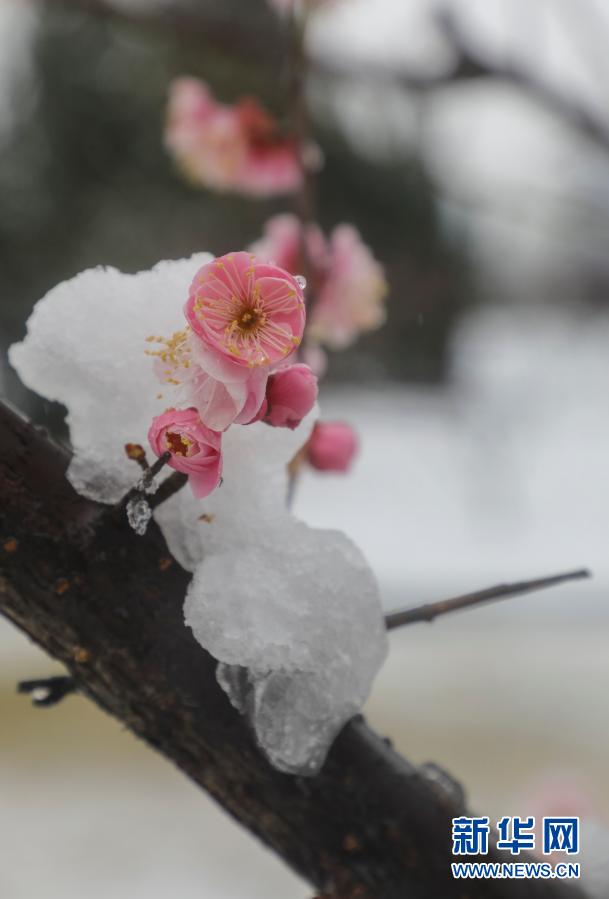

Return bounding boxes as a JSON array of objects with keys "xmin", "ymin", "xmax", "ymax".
[
  {"xmin": 148, "ymin": 252, "xmax": 306, "ymax": 431},
  {"xmin": 165, "ymin": 78, "xmax": 302, "ymax": 197},
  {"xmin": 263, "ymin": 363, "xmax": 318, "ymax": 429},
  {"xmin": 306, "ymin": 421, "xmax": 357, "ymax": 472},
  {"xmin": 148, "ymin": 408, "xmax": 222, "ymax": 499},
  {"xmin": 250, "ymin": 214, "xmax": 387, "ymax": 350},
  {"xmin": 186, "ymin": 251, "xmax": 306, "ymax": 369}
]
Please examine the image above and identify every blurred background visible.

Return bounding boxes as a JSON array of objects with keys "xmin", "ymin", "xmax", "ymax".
[{"xmin": 1, "ymin": 0, "xmax": 609, "ymax": 896}]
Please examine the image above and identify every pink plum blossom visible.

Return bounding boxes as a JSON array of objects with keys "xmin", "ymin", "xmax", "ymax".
[
  {"xmin": 148, "ymin": 252, "xmax": 306, "ymax": 431},
  {"xmin": 263, "ymin": 363, "xmax": 318, "ymax": 429},
  {"xmin": 250, "ymin": 214, "xmax": 387, "ymax": 350},
  {"xmin": 165, "ymin": 78, "xmax": 302, "ymax": 197},
  {"xmin": 148, "ymin": 407, "xmax": 222, "ymax": 498},
  {"xmin": 306, "ymin": 421, "xmax": 357, "ymax": 472},
  {"xmin": 186, "ymin": 251, "xmax": 305, "ymax": 369}
]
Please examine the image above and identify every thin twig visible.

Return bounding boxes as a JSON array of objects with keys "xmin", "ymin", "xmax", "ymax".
[
  {"xmin": 385, "ymin": 568, "xmax": 591, "ymax": 630},
  {"xmin": 143, "ymin": 450, "xmax": 171, "ymax": 486},
  {"xmin": 286, "ymin": 447, "xmax": 306, "ymax": 511},
  {"xmin": 119, "ymin": 450, "xmax": 171, "ymax": 511},
  {"xmin": 286, "ymin": 472, "xmax": 298, "ymax": 510},
  {"xmin": 288, "ymin": 6, "xmax": 318, "ymax": 312},
  {"xmin": 149, "ymin": 471, "xmax": 188, "ymax": 509}
]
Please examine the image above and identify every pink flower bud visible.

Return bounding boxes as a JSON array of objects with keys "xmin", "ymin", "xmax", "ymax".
[
  {"xmin": 148, "ymin": 407, "xmax": 222, "ymax": 499},
  {"xmin": 306, "ymin": 421, "xmax": 357, "ymax": 472},
  {"xmin": 263, "ymin": 364, "xmax": 318, "ymax": 430}
]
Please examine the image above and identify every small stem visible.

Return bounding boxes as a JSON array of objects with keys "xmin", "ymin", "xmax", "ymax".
[
  {"xmin": 286, "ymin": 472, "xmax": 298, "ymax": 510},
  {"xmin": 288, "ymin": 5, "xmax": 318, "ymax": 312},
  {"xmin": 18, "ymin": 676, "xmax": 77, "ymax": 707},
  {"xmin": 119, "ymin": 451, "xmax": 171, "ymax": 510},
  {"xmin": 144, "ymin": 451, "xmax": 171, "ymax": 486},
  {"xmin": 149, "ymin": 471, "xmax": 189, "ymax": 509},
  {"xmin": 286, "ymin": 447, "xmax": 306, "ymax": 510},
  {"xmin": 385, "ymin": 568, "xmax": 591, "ymax": 630}
]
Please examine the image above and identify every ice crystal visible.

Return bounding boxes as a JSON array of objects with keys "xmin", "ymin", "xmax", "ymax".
[{"xmin": 126, "ymin": 496, "xmax": 152, "ymax": 536}]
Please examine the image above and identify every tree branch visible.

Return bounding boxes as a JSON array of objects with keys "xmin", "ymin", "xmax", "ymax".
[
  {"xmin": 0, "ymin": 399, "xmax": 583, "ymax": 898},
  {"xmin": 434, "ymin": 10, "xmax": 609, "ymax": 156},
  {"xmin": 385, "ymin": 569, "xmax": 591, "ymax": 630},
  {"xmin": 18, "ymin": 675, "xmax": 77, "ymax": 706},
  {"xmin": 310, "ymin": 8, "xmax": 609, "ymax": 159}
]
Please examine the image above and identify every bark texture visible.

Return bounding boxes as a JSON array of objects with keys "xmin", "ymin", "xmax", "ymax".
[{"xmin": 0, "ymin": 400, "xmax": 583, "ymax": 899}]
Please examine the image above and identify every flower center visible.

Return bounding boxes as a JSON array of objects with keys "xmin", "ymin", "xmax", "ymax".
[
  {"xmin": 165, "ymin": 430, "xmax": 196, "ymax": 457},
  {"xmin": 235, "ymin": 305, "xmax": 266, "ymax": 334}
]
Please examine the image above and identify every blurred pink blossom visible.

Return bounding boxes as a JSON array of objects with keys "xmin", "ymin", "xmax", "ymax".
[
  {"xmin": 165, "ymin": 78, "xmax": 302, "ymax": 197},
  {"xmin": 148, "ymin": 407, "xmax": 223, "ymax": 498},
  {"xmin": 263, "ymin": 363, "xmax": 318, "ymax": 429},
  {"xmin": 300, "ymin": 341, "xmax": 328, "ymax": 378},
  {"xmin": 519, "ymin": 771, "xmax": 599, "ymax": 862},
  {"xmin": 250, "ymin": 214, "xmax": 387, "ymax": 350},
  {"xmin": 306, "ymin": 421, "xmax": 357, "ymax": 472}
]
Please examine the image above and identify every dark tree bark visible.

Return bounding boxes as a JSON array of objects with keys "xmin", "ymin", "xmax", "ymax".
[{"xmin": 0, "ymin": 400, "xmax": 583, "ymax": 899}]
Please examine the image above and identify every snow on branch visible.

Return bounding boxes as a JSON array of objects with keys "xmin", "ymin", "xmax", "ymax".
[{"xmin": 0, "ymin": 400, "xmax": 584, "ymax": 899}]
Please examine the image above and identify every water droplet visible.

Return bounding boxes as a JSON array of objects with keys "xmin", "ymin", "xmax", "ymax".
[
  {"xmin": 295, "ymin": 275, "xmax": 307, "ymax": 290},
  {"xmin": 127, "ymin": 497, "xmax": 152, "ymax": 536},
  {"xmin": 32, "ymin": 687, "xmax": 50, "ymax": 703}
]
